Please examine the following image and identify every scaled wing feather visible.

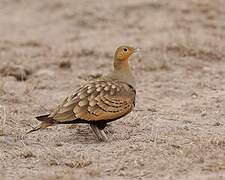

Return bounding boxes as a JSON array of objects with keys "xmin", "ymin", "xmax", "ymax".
[{"xmin": 48, "ymin": 81, "xmax": 135, "ymax": 122}]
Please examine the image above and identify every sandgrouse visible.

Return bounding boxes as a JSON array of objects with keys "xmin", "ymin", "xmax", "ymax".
[{"xmin": 28, "ymin": 46, "xmax": 138, "ymax": 141}]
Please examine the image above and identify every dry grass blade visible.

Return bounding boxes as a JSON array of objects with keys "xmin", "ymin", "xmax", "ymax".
[{"xmin": 0, "ymin": 105, "xmax": 7, "ymax": 136}]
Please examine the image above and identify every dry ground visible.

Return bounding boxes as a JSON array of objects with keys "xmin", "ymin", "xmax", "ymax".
[{"xmin": 1, "ymin": 0, "xmax": 225, "ymax": 179}]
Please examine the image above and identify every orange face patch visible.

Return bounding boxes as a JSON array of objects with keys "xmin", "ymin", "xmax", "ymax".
[{"xmin": 114, "ymin": 46, "xmax": 135, "ymax": 61}]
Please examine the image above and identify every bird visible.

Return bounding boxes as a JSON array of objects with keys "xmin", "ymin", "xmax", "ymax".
[{"xmin": 27, "ymin": 45, "xmax": 139, "ymax": 141}]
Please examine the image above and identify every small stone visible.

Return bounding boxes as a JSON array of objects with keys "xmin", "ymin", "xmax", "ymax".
[
  {"xmin": 213, "ymin": 122, "xmax": 223, "ymax": 126},
  {"xmin": 59, "ymin": 60, "xmax": 71, "ymax": 69},
  {"xmin": 55, "ymin": 143, "xmax": 63, "ymax": 146},
  {"xmin": 20, "ymin": 150, "xmax": 35, "ymax": 159},
  {"xmin": 191, "ymin": 92, "xmax": 198, "ymax": 99},
  {"xmin": 49, "ymin": 159, "xmax": 59, "ymax": 166},
  {"xmin": 201, "ymin": 110, "xmax": 207, "ymax": 117}
]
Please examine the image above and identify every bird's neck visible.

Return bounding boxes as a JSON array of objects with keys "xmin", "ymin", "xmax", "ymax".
[
  {"xmin": 108, "ymin": 58, "xmax": 136, "ymax": 88},
  {"xmin": 113, "ymin": 58, "xmax": 129, "ymax": 71}
]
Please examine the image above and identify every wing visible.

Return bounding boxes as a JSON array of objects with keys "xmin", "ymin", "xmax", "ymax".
[{"xmin": 49, "ymin": 80, "xmax": 136, "ymax": 122}]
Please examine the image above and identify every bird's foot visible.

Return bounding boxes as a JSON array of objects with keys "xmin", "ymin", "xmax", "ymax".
[{"xmin": 90, "ymin": 124, "xmax": 108, "ymax": 142}]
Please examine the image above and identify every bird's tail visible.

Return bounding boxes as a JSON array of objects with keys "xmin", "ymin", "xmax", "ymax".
[
  {"xmin": 36, "ymin": 114, "xmax": 51, "ymax": 122},
  {"xmin": 26, "ymin": 114, "xmax": 55, "ymax": 134}
]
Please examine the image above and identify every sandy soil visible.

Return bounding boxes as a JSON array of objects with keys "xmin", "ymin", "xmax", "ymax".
[{"xmin": 1, "ymin": 0, "xmax": 225, "ymax": 179}]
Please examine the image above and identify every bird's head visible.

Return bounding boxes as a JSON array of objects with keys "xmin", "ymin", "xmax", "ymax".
[
  {"xmin": 114, "ymin": 46, "xmax": 136, "ymax": 61},
  {"xmin": 113, "ymin": 45, "xmax": 139, "ymax": 70}
]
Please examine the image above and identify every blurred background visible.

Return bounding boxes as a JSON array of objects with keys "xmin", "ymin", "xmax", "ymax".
[{"xmin": 1, "ymin": 0, "xmax": 225, "ymax": 179}]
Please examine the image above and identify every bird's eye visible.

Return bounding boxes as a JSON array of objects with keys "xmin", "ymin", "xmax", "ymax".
[{"xmin": 123, "ymin": 48, "xmax": 128, "ymax": 52}]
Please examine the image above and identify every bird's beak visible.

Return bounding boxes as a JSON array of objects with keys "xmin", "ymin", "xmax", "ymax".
[{"xmin": 133, "ymin": 47, "xmax": 141, "ymax": 54}]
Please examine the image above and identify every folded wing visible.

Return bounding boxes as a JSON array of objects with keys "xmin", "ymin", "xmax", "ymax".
[{"xmin": 48, "ymin": 80, "xmax": 136, "ymax": 122}]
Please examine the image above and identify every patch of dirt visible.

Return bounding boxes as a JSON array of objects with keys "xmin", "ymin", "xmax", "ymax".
[{"xmin": 0, "ymin": 63, "xmax": 32, "ymax": 81}]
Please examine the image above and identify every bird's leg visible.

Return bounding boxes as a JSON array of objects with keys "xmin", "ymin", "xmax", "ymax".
[{"xmin": 90, "ymin": 124, "xmax": 108, "ymax": 142}]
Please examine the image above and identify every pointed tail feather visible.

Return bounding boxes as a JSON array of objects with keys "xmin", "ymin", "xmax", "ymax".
[
  {"xmin": 26, "ymin": 114, "xmax": 55, "ymax": 135},
  {"xmin": 26, "ymin": 122, "xmax": 52, "ymax": 134}
]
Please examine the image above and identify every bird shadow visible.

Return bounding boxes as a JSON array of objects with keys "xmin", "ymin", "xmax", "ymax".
[{"xmin": 23, "ymin": 124, "xmax": 115, "ymax": 145}]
